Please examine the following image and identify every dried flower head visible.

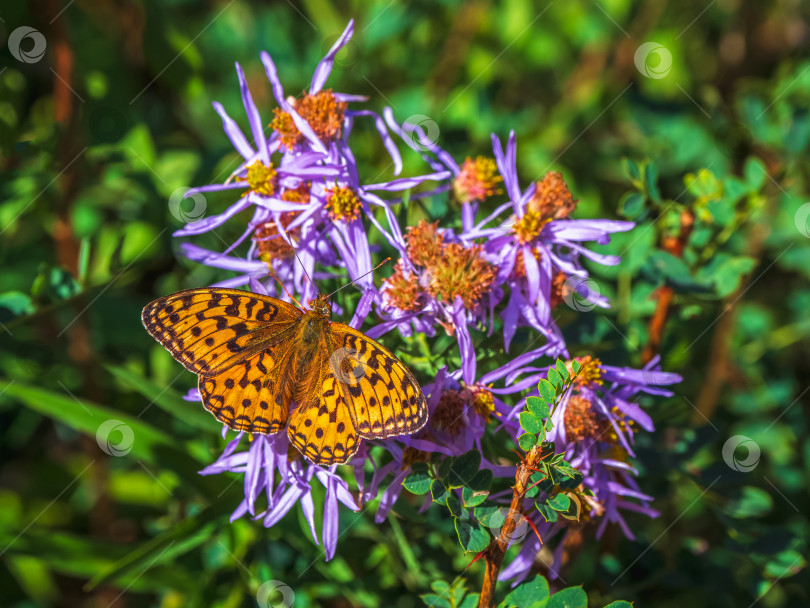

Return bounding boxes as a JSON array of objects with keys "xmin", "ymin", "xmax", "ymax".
[{"xmin": 272, "ymin": 89, "xmax": 347, "ymax": 149}]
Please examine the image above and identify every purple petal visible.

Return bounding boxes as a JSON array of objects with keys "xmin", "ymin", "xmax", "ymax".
[
  {"xmin": 235, "ymin": 62, "xmax": 270, "ymax": 166},
  {"xmin": 311, "ymin": 20, "xmax": 355, "ymax": 94},
  {"xmin": 212, "ymin": 101, "xmax": 254, "ymax": 160}
]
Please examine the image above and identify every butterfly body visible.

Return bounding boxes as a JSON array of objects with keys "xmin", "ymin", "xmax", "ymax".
[{"xmin": 142, "ymin": 288, "xmax": 427, "ymax": 465}]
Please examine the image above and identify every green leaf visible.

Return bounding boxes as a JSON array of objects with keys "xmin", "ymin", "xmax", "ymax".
[
  {"xmin": 743, "ymin": 157, "xmax": 766, "ymax": 192},
  {"xmin": 0, "ymin": 381, "xmax": 228, "ymax": 498},
  {"xmin": 619, "ymin": 191, "xmax": 646, "ymax": 220},
  {"xmin": 536, "ymin": 502, "xmax": 558, "ymax": 522},
  {"xmin": 555, "ymin": 359, "xmax": 570, "ymax": 382},
  {"xmin": 547, "ymin": 494, "xmax": 571, "ymax": 512},
  {"xmin": 431, "ymin": 479, "xmax": 450, "ymax": 504},
  {"xmin": 447, "ymin": 494, "xmax": 462, "ymax": 517},
  {"xmin": 462, "ymin": 486, "xmax": 489, "ymax": 508},
  {"xmin": 86, "ymin": 499, "xmax": 238, "ymax": 590},
  {"xmin": 572, "ymin": 360, "xmax": 582, "ymax": 374},
  {"xmin": 527, "ymin": 395, "xmax": 550, "ymax": 419},
  {"xmin": 724, "ymin": 486, "xmax": 773, "ymax": 519},
  {"xmin": 0, "ymin": 291, "xmax": 35, "ymax": 323},
  {"xmin": 520, "ymin": 412, "xmax": 543, "ymax": 434},
  {"xmin": 448, "ymin": 450, "xmax": 481, "ymax": 487},
  {"xmin": 547, "ymin": 369, "xmax": 563, "ymax": 390},
  {"xmin": 603, "ymin": 602, "xmax": 634, "ymax": 608},
  {"xmin": 454, "ymin": 518, "xmax": 490, "ymax": 553},
  {"xmin": 547, "ymin": 586, "xmax": 587, "ymax": 608},
  {"xmin": 502, "ymin": 574, "xmax": 550, "ymax": 608},
  {"xmin": 519, "ymin": 433, "xmax": 538, "ymax": 451},
  {"xmin": 437, "ymin": 456, "xmax": 454, "ymax": 482},
  {"xmin": 467, "ymin": 469, "xmax": 493, "ymax": 492},
  {"xmin": 420, "ymin": 594, "xmax": 452, "ymax": 608},
  {"xmin": 536, "ymin": 379, "xmax": 556, "ymax": 404},
  {"xmin": 403, "ymin": 463, "xmax": 432, "ymax": 495}
]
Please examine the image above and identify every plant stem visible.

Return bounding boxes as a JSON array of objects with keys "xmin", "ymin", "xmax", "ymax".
[{"xmin": 478, "ymin": 445, "xmax": 545, "ymax": 608}]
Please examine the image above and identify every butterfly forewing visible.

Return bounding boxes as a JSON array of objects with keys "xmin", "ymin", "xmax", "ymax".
[
  {"xmin": 141, "ymin": 288, "xmax": 302, "ymax": 376},
  {"xmin": 330, "ymin": 324, "xmax": 427, "ymax": 439}
]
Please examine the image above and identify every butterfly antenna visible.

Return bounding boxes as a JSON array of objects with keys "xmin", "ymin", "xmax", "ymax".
[
  {"xmin": 287, "ymin": 236, "xmax": 318, "ymax": 293},
  {"xmin": 326, "ymin": 257, "xmax": 391, "ymax": 299},
  {"xmin": 266, "ymin": 264, "xmax": 304, "ymax": 309}
]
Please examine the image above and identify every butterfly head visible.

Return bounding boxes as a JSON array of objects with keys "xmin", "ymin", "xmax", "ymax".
[{"xmin": 307, "ymin": 294, "xmax": 332, "ymax": 318}]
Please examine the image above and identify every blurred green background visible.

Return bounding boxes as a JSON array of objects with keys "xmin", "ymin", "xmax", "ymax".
[{"xmin": 1, "ymin": 0, "xmax": 808, "ymax": 606}]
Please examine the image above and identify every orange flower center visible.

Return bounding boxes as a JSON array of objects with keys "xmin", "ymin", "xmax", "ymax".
[
  {"xmin": 427, "ymin": 243, "xmax": 495, "ymax": 309},
  {"xmin": 382, "ymin": 261, "xmax": 425, "ymax": 312},
  {"xmin": 529, "ymin": 171, "xmax": 577, "ymax": 220},
  {"xmin": 271, "ymin": 89, "xmax": 347, "ymax": 149},
  {"xmin": 405, "ymin": 219, "xmax": 445, "ymax": 267},
  {"xmin": 453, "ymin": 156, "xmax": 502, "ymax": 204}
]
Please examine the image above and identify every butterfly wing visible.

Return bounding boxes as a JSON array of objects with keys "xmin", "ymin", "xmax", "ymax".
[
  {"xmin": 287, "ymin": 323, "xmax": 428, "ymax": 465},
  {"xmin": 286, "ymin": 334, "xmax": 361, "ymax": 466},
  {"xmin": 199, "ymin": 347, "xmax": 291, "ymax": 434},
  {"xmin": 141, "ymin": 288, "xmax": 302, "ymax": 376},
  {"xmin": 328, "ymin": 324, "xmax": 428, "ymax": 439}
]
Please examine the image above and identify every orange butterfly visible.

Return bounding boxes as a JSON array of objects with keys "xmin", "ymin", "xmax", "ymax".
[{"xmin": 141, "ymin": 288, "xmax": 428, "ymax": 465}]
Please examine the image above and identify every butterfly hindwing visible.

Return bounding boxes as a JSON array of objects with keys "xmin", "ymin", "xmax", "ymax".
[
  {"xmin": 287, "ymin": 337, "xmax": 360, "ymax": 466},
  {"xmin": 199, "ymin": 347, "xmax": 291, "ymax": 434},
  {"xmin": 141, "ymin": 288, "xmax": 302, "ymax": 376},
  {"xmin": 328, "ymin": 324, "xmax": 428, "ymax": 440}
]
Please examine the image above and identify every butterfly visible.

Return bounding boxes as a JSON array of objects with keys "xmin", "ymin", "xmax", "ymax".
[{"xmin": 141, "ymin": 288, "xmax": 428, "ymax": 465}]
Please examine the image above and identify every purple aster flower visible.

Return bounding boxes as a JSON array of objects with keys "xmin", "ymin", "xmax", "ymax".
[{"xmin": 463, "ymin": 132, "xmax": 634, "ymax": 352}]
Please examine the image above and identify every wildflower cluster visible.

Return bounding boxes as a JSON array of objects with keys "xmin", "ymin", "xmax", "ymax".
[{"xmin": 175, "ymin": 20, "xmax": 681, "ymax": 581}]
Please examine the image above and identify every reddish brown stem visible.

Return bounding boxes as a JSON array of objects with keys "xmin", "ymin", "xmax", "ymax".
[{"xmin": 478, "ymin": 446, "xmax": 546, "ymax": 608}]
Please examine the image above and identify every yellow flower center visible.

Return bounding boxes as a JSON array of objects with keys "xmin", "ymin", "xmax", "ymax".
[
  {"xmin": 512, "ymin": 210, "xmax": 551, "ymax": 244},
  {"xmin": 240, "ymin": 161, "xmax": 277, "ymax": 197},
  {"xmin": 325, "ymin": 185, "xmax": 362, "ymax": 222},
  {"xmin": 453, "ymin": 156, "xmax": 503, "ymax": 204}
]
